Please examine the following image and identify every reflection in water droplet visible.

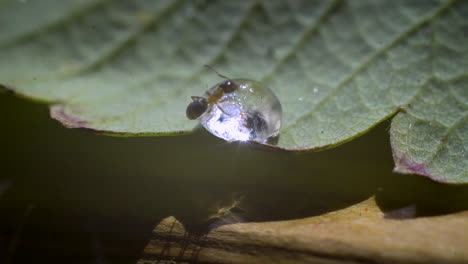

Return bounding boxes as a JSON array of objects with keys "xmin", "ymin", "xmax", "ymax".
[
  {"xmin": 313, "ymin": 87, "xmax": 319, "ymax": 93},
  {"xmin": 298, "ymin": 97, "xmax": 303, "ymax": 101}
]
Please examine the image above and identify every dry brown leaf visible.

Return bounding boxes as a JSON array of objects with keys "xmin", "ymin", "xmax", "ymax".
[{"xmin": 138, "ymin": 198, "xmax": 468, "ymax": 264}]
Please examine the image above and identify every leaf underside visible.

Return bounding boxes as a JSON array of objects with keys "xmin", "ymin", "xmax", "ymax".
[{"xmin": 0, "ymin": 0, "xmax": 467, "ymax": 183}]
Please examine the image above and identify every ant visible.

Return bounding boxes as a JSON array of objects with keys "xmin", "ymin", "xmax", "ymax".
[{"xmin": 186, "ymin": 65, "xmax": 239, "ymax": 120}]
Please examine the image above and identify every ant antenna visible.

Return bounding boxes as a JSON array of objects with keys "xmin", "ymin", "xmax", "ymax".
[{"xmin": 204, "ymin": 64, "xmax": 230, "ymax": 79}]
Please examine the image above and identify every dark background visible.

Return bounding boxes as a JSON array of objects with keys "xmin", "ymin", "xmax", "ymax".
[{"xmin": 1, "ymin": 93, "xmax": 468, "ymax": 263}]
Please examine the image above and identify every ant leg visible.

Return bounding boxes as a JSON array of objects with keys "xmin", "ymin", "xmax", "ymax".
[
  {"xmin": 215, "ymin": 103, "xmax": 232, "ymax": 116},
  {"xmin": 204, "ymin": 65, "xmax": 230, "ymax": 79}
]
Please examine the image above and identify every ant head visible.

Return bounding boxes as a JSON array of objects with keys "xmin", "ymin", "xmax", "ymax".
[
  {"xmin": 204, "ymin": 65, "xmax": 238, "ymax": 93},
  {"xmin": 219, "ymin": 80, "xmax": 238, "ymax": 93}
]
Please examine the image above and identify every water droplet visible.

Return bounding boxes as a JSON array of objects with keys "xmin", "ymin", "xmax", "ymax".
[{"xmin": 187, "ymin": 79, "xmax": 282, "ymax": 143}]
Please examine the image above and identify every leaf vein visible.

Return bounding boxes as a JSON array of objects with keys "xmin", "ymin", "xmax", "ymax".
[
  {"xmin": 261, "ymin": 0, "xmax": 341, "ymax": 83},
  {"xmin": 68, "ymin": 0, "xmax": 185, "ymax": 76},
  {"xmin": 0, "ymin": 0, "xmax": 113, "ymax": 48},
  {"xmin": 283, "ymin": 0, "xmax": 456, "ymax": 133}
]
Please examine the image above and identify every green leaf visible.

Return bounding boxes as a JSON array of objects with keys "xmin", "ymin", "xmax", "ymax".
[{"xmin": 0, "ymin": 0, "xmax": 467, "ymax": 183}]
